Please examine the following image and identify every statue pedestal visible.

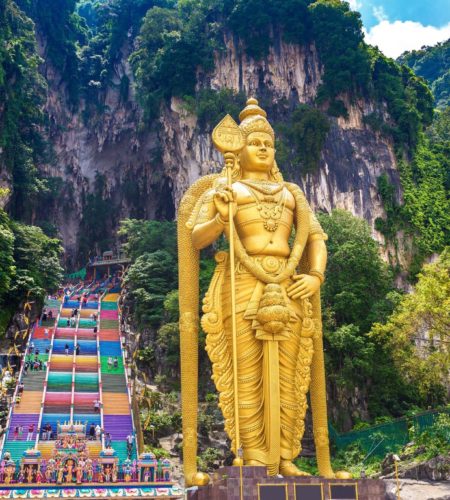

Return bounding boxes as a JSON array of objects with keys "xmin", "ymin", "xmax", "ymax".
[{"xmin": 186, "ymin": 466, "xmax": 386, "ymax": 500}]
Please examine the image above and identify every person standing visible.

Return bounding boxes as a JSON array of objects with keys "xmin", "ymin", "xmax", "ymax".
[
  {"xmin": 27, "ymin": 423, "xmax": 34, "ymax": 441},
  {"xmin": 95, "ymin": 424, "xmax": 102, "ymax": 441},
  {"xmin": 126, "ymin": 433, "xmax": 135, "ymax": 458},
  {"xmin": 65, "ymin": 344, "xmax": 70, "ymax": 356},
  {"xmin": 44, "ymin": 328, "xmax": 49, "ymax": 340}
]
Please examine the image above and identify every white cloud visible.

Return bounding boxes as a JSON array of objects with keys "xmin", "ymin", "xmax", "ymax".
[
  {"xmin": 372, "ymin": 5, "xmax": 388, "ymax": 23},
  {"xmin": 347, "ymin": 0, "xmax": 362, "ymax": 11},
  {"xmin": 364, "ymin": 20, "xmax": 450, "ymax": 58}
]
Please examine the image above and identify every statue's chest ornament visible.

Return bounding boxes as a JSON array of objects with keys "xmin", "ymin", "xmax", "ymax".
[{"xmin": 241, "ymin": 181, "xmax": 286, "ymax": 232}]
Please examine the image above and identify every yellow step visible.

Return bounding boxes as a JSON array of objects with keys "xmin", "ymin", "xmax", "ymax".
[{"xmin": 38, "ymin": 441, "xmax": 55, "ymax": 459}]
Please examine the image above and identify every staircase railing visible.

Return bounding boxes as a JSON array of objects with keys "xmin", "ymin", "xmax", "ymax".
[
  {"xmin": 118, "ymin": 295, "xmax": 140, "ymax": 456},
  {"xmin": 0, "ymin": 317, "xmax": 38, "ymax": 455},
  {"xmin": 35, "ymin": 299, "xmax": 63, "ymax": 448}
]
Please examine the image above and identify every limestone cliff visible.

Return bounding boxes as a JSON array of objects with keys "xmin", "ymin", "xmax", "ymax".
[{"xmin": 38, "ymin": 31, "xmax": 400, "ymax": 264}]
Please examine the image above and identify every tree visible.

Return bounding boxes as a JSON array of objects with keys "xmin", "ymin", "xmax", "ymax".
[
  {"xmin": 370, "ymin": 249, "xmax": 450, "ymax": 405},
  {"xmin": 318, "ymin": 210, "xmax": 393, "ymax": 332},
  {"xmin": 123, "ymin": 250, "xmax": 177, "ymax": 328}
]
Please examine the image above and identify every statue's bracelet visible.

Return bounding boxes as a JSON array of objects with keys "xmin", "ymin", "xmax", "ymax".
[
  {"xmin": 309, "ymin": 270, "xmax": 325, "ymax": 284},
  {"xmin": 215, "ymin": 213, "xmax": 228, "ymax": 226}
]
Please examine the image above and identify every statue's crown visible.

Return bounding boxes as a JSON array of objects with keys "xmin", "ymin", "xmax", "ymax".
[{"xmin": 239, "ymin": 98, "xmax": 274, "ymax": 141}]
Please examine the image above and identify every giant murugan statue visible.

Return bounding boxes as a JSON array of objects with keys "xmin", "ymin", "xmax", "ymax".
[{"xmin": 178, "ymin": 98, "xmax": 338, "ymax": 486}]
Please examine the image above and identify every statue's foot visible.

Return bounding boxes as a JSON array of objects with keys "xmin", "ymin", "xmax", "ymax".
[
  {"xmin": 186, "ymin": 471, "xmax": 210, "ymax": 486},
  {"xmin": 279, "ymin": 460, "xmax": 311, "ymax": 477},
  {"xmin": 336, "ymin": 470, "xmax": 352, "ymax": 479}
]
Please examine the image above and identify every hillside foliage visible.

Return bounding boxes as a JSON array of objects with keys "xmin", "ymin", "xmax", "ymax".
[
  {"xmin": 398, "ymin": 38, "xmax": 450, "ymax": 109},
  {"xmin": 0, "ymin": 203, "xmax": 63, "ymax": 334},
  {"xmin": 370, "ymin": 250, "xmax": 450, "ymax": 404}
]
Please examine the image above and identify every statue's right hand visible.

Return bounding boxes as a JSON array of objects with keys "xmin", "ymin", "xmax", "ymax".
[{"xmin": 213, "ymin": 186, "xmax": 237, "ymax": 221}]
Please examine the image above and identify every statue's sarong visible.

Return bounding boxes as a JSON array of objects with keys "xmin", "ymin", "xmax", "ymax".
[{"xmin": 203, "ymin": 253, "xmax": 315, "ymax": 473}]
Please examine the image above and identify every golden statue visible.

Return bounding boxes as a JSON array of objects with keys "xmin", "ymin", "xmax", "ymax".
[{"xmin": 178, "ymin": 98, "xmax": 339, "ymax": 486}]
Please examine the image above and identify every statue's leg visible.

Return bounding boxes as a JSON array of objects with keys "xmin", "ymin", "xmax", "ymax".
[
  {"xmin": 222, "ymin": 275, "xmax": 266, "ymax": 465},
  {"xmin": 279, "ymin": 297, "xmax": 314, "ymax": 476},
  {"xmin": 309, "ymin": 316, "xmax": 334, "ymax": 478}
]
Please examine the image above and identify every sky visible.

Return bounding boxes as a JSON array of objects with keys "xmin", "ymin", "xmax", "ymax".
[{"xmin": 347, "ymin": 0, "xmax": 450, "ymax": 58}]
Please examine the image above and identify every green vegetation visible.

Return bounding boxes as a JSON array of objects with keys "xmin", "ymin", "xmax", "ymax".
[
  {"xmin": 317, "ymin": 210, "xmax": 431, "ymax": 422},
  {"xmin": 375, "ymin": 117, "xmax": 449, "ymax": 273},
  {"xmin": 0, "ymin": 205, "xmax": 63, "ymax": 335},
  {"xmin": 16, "ymin": 0, "xmax": 87, "ymax": 104},
  {"xmin": 398, "ymin": 39, "xmax": 450, "ymax": 109},
  {"xmin": 295, "ymin": 412, "xmax": 450, "ymax": 477},
  {"xmin": 183, "ymin": 88, "xmax": 247, "ymax": 131},
  {"xmin": 78, "ymin": 173, "xmax": 116, "ymax": 260},
  {"xmin": 0, "ymin": 0, "xmax": 48, "ymax": 220},
  {"xmin": 309, "ymin": 0, "xmax": 370, "ymax": 107},
  {"xmin": 276, "ymin": 104, "xmax": 330, "ymax": 174},
  {"xmin": 129, "ymin": 1, "xmax": 219, "ymax": 119},
  {"xmin": 370, "ymin": 250, "xmax": 449, "ymax": 405}
]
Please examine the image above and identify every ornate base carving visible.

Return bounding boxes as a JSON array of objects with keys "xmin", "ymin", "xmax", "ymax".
[{"xmin": 186, "ymin": 466, "xmax": 386, "ymax": 500}]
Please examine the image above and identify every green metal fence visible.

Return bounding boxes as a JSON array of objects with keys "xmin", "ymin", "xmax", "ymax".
[{"xmin": 329, "ymin": 409, "xmax": 450, "ymax": 457}]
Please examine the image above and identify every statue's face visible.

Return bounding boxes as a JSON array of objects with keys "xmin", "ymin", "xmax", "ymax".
[{"xmin": 240, "ymin": 131, "xmax": 275, "ymax": 173}]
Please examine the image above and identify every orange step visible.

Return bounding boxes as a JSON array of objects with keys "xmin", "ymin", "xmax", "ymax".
[
  {"xmin": 99, "ymin": 330, "xmax": 120, "ymax": 341},
  {"xmin": 13, "ymin": 391, "xmax": 42, "ymax": 413},
  {"xmin": 102, "ymin": 394, "xmax": 130, "ymax": 415}
]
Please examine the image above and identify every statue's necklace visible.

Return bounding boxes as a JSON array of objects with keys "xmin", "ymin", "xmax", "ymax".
[
  {"xmin": 242, "ymin": 181, "xmax": 287, "ymax": 232},
  {"xmin": 240, "ymin": 179, "xmax": 284, "ymax": 195}
]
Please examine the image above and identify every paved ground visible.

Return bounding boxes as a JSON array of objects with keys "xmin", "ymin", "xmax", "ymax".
[{"xmin": 384, "ymin": 478, "xmax": 450, "ymax": 499}]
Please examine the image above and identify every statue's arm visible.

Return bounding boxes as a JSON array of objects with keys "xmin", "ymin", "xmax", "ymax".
[
  {"xmin": 191, "ymin": 191, "xmax": 224, "ymax": 250},
  {"xmin": 307, "ymin": 236, "xmax": 327, "ymax": 276}
]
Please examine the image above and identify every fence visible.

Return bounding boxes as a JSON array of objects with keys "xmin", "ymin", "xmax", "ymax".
[{"xmin": 329, "ymin": 408, "xmax": 450, "ymax": 457}]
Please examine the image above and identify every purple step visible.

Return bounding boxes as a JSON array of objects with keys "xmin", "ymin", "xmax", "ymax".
[
  {"xmin": 8, "ymin": 413, "xmax": 40, "ymax": 440},
  {"xmin": 103, "ymin": 415, "xmax": 133, "ymax": 440}
]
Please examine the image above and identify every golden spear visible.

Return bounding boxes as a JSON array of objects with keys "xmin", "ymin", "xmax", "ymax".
[{"xmin": 212, "ymin": 115, "xmax": 245, "ymax": 466}]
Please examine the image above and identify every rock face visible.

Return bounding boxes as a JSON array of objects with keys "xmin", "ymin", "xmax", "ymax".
[{"xmin": 35, "ymin": 31, "xmax": 399, "ymax": 263}]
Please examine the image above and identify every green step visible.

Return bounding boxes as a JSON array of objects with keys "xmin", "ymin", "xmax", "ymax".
[
  {"xmin": 41, "ymin": 319, "xmax": 55, "ymax": 327},
  {"xmin": 100, "ymin": 356, "xmax": 124, "ymax": 374},
  {"xmin": 22, "ymin": 370, "xmax": 46, "ymax": 390},
  {"xmin": 75, "ymin": 373, "xmax": 99, "ymax": 392},
  {"xmin": 78, "ymin": 319, "xmax": 97, "ymax": 328},
  {"xmin": 111, "ymin": 441, "xmax": 137, "ymax": 461},
  {"xmin": 102, "ymin": 374, "xmax": 127, "ymax": 393},
  {"xmin": 58, "ymin": 319, "xmax": 76, "ymax": 327},
  {"xmin": 47, "ymin": 372, "xmax": 72, "ymax": 391},
  {"xmin": 100, "ymin": 320, "xmax": 119, "ymax": 329},
  {"xmin": 25, "ymin": 354, "xmax": 49, "ymax": 363},
  {"xmin": 101, "ymin": 302, "xmax": 118, "ymax": 310},
  {"xmin": 2, "ymin": 441, "xmax": 33, "ymax": 461}
]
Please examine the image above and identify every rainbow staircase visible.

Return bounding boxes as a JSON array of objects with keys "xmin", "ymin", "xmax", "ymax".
[
  {"xmin": 1, "ymin": 286, "xmax": 138, "ymax": 465},
  {"xmin": 99, "ymin": 291, "xmax": 136, "ymax": 463}
]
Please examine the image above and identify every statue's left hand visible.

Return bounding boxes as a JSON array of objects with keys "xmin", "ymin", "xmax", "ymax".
[{"xmin": 287, "ymin": 274, "xmax": 321, "ymax": 300}]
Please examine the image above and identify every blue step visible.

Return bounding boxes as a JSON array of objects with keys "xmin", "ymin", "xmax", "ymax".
[{"xmin": 99, "ymin": 342, "xmax": 122, "ymax": 356}]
